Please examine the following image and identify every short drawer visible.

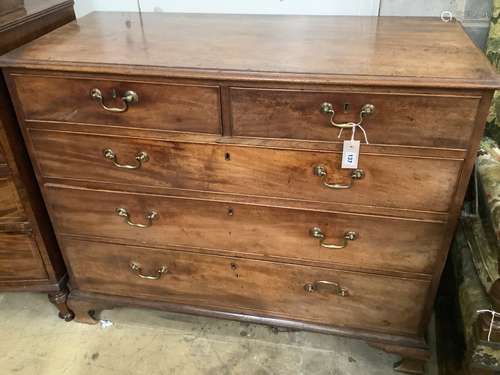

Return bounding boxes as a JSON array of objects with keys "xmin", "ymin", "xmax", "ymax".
[
  {"xmin": 230, "ymin": 87, "xmax": 480, "ymax": 149},
  {"xmin": 0, "ymin": 233, "xmax": 47, "ymax": 280},
  {"xmin": 10, "ymin": 74, "xmax": 222, "ymax": 134},
  {"xmin": 64, "ymin": 238, "xmax": 430, "ymax": 335},
  {"xmin": 32, "ymin": 130, "xmax": 462, "ymax": 212},
  {"xmin": 47, "ymin": 185, "xmax": 444, "ymax": 274}
]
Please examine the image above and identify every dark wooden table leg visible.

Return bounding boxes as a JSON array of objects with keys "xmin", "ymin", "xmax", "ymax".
[{"xmin": 48, "ymin": 287, "xmax": 74, "ymax": 322}]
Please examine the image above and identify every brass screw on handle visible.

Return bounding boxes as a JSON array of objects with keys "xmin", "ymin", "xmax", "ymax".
[
  {"xmin": 320, "ymin": 102, "xmax": 375, "ymax": 117},
  {"xmin": 320, "ymin": 102, "xmax": 335, "ymax": 115},
  {"xmin": 360, "ymin": 103, "xmax": 375, "ymax": 117}
]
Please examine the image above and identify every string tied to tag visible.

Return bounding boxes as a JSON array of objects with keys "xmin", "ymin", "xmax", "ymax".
[
  {"xmin": 337, "ymin": 123, "xmax": 369, "ymax": 144},
  {"xmin": 477, "ymin": 309, "xmax": 500, "ymax": 342}
]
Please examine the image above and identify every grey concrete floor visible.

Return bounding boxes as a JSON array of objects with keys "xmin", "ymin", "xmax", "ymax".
[{"xmin": 0, "ymin": 292, "xmax": 438, "ymax": 375}]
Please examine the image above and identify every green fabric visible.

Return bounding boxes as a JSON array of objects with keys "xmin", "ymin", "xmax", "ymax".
[
  {"xmin": 446, "ymin": 7, "xmax": 500, "ymax": 370},
  {"xmin": 478, "ymin": 137, "xmax": 500, "ymax": 244},
  {"xmin": 462, "ymin": 215, "xmax": 499, "ymax": 293},
  {"xmin": 486, "ymin": 1, "xmax": 500, "ymax": 143},
  {"xmin": 452, "ymin": 224, "xmax": 500, "ymax": 370}
]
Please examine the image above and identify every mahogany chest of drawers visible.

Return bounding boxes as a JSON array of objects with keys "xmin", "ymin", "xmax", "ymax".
[
  {"xmin": 0, "ymin": 0, "xmax": 74, "ymax": 319},
  {"xmin": 1, "ymin": 12, "xmax": 498, "ymax": 373}
]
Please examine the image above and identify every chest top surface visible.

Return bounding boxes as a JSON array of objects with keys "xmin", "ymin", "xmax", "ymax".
[{"xmin": 0, "ymin": 12, "xmax": 498, "ymax": 88}]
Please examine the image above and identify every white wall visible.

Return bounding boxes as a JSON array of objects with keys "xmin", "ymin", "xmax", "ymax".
[{"xmin": 74, "ymin": 0, "xmax": 381, "ymax": 18}]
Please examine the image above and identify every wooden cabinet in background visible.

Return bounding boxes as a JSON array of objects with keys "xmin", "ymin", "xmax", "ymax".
[
  {"xmin": 0, "ymin": 0, "xmax": 75, "ymax": 319},
  {"xmin": 0, "ymin": 0, "xmax": 25, "ymax": 19},
  {"xmin": 1, "ymin": 13, "xmax": 498, "ymax": 373}
]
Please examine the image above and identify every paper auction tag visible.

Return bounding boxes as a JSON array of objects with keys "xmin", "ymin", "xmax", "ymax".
[{"xmin": 341, "ymin": 140, "xmax": 360, "ymax": 169}]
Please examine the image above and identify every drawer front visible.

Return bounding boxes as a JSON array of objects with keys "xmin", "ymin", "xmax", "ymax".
[
  {"xmin": 47, "ymin": 185, "xmax": 444, "ymax": 274},
  {"xmin": 0, "ymin": 175, "xmax": 26, "ymax": 222},
  {"xmin": 0, "ymin": 233, "xmax": 47, "ymax": 280},
  {"xmin": 32, "ymin": 130, "xmax": 462, "ymax": 212},
  {"xmin": 11, "ymin": 75, "xmax": 221, "ymax": 134},
  {"xmin": 230, "ymin": 87, "xmax": 480, "ymax": 149},
  {"xmin": 64, "ymin": 238, "xmax": 430, "ymax": 335}
]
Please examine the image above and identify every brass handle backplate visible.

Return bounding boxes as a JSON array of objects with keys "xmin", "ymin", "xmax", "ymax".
[
  {"xmin": 314, "ymin": 165, "xmax": 364, "ymax": 190},
  {"xmin": 129, "ymin": 261, "xmax": 167, "ymax": 280},
  {"xmin": 103, "ymin": 148, "xmax": 149, "ymax": 169},
  {"xmin": 116, "ymin": 207, "xmax": 158, "ymax": 228},
  {"xmin": 90, "ymin": 88, "xmax": 139, "ymax": 113},
  {"xmin": 320, "ymin": 102, "xmax": 375, "ymax": 129},
  {"xmin": 304, "ymin": 280, "xmax": 350, "ymax": 297},
  {"xmin": 310, "ymin": 227, "xmax": 358, "ymax": 249}
]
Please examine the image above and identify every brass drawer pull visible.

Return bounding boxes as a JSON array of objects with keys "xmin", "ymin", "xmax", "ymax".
[
  {"xmin": 90, "ymin": 88, "xmax": 139, "ymax": 113},
  {"xmin": 304, "ymin": 280, "xmax": 349, "ymax": 297},
  {"xmin": 310, "ymin": 227, "xmax": 358, "ymax": 249},
  {"xmin": 129, "ymin": 261, "xmax": 167, "ymax": 280},
  {"xmin": 116, "ymin": 207, "xmax": 158, "ymax": 228},
  {"xmin": 314, "ymin": 165, "xmax": 364, "ymax": 189},
  {"xmin": 103, "ymin": 148, "xmax": 149, "ymax": 169},
  {"xmin": 320, "ymin": 102, "xmax": 375, "ymax": 129}
]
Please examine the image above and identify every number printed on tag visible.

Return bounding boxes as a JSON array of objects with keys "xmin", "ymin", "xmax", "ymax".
[{"xmin": 341, "ymin": 140, "xmax": 360, "ymax": 169}]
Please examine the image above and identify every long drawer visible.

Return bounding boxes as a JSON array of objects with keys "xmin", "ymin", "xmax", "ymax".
[
  {"xmin": 31, "ymin": 129, "xmax": 462, "ymax": 213},
  {"xmin": 47, "ymin": 185, "xmax": 444, "ymax": 274},
  {"xmin": 0, "ymin": 233, "xmax": 47, "ymax": 280},
  {"xmin": 229, "ymin": 87, "xmax": 480, "ymax": 149},
  {"xmin": 11, "ymin": 74, "xmax": 222, "ymax": 134},
  {"xmin": 63, "ymin": 237, "xmax": 430, "ymax": 335}
]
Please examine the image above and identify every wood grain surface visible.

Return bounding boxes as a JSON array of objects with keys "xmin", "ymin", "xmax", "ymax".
[
  {"xmin": 2, "ymin": 12, "xmax": 498, "ymax": 367},
  {"xmin": 0, "ymin": 0, "xmax": 74, "ymax": 297},
  {"xmin": 0, "ymin": 233, "xmax": 47, "ymax": 280},
  {"xmin": 64, "ymin": 237, "xmax": 430, "ymax": 336},
  {"xmin": 46, "ymin": 184, "xmax": 445, "ymax": 275},
  {"xmin": 30, "ymin": 129, "xmax": 463, "ymax": 213},
  {"xmin": 12, "ymin": 74, "xmax": 222, "ymax": 134},
  {"xmin": 0, "ymin": 175, "xmax": 26, "ymax": 222},
  {"xmin": 1, "ymin": 13, "xmax": 499, "ymax": 88},
  {"xmin": 230, "ymin": 87, "xmax": 480, "ymax": 149}
]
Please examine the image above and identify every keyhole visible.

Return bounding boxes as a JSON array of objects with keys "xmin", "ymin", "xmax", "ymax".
[
  {"xmin": 225, "ymin": 152, "xmax": 231, "ymax": 161},
  {"xmin": 230, "ymin": 262, "xmax": 239, "ymax": 278},
  {"xmin": 343, "ymin": 103, "xmax": 351, "ymax": 113},
  {"xmin": 111, "ymin": 89, "xmax": 118, "ymax": 99},
  {"xmin": 227, "ymin": 208, "xmax": 234, "ymax": 216}
]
